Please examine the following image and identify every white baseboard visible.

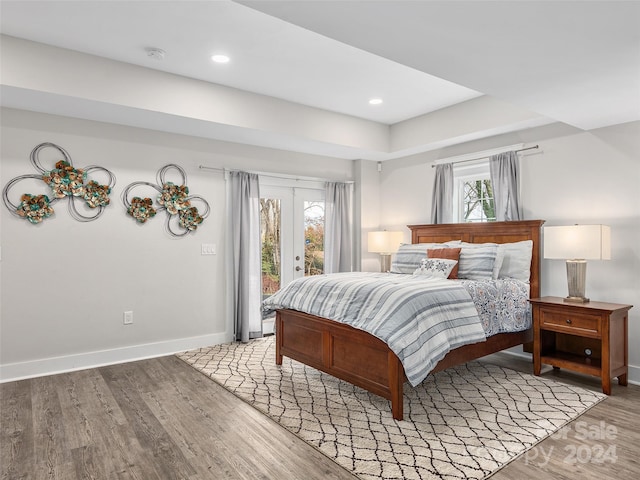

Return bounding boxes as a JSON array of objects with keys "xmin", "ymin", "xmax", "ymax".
[
  {"xmin": 499, "ymin": 350, "xmax": 640, "ymax": 386},
  {"xmin": 0, "ymin": 332, "xmax": 233, "ymax": 383}
]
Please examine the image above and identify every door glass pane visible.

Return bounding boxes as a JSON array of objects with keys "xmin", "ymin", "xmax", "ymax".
[
  {"xmin": 260, "ymin": 198, "xmax": 281, "ymax": 298},
  {"xmin": 304, "ymin": 201, "xmax": 324, "ymax": 276}
]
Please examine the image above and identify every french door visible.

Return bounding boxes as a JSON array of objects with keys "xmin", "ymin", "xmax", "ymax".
[{"xmin": 260, "ymin": 184, "xmax": 325, "ymax": 302}]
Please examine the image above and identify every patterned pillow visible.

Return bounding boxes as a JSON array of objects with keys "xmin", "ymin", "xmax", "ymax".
[
  {"xmin": 413, "ymin": 258, "xmax": 458, "ymax": 279},
  {"xmin": 427, "ymin": 247, "xmax": 461, "ymax": 279},
  {"xmin": 458, "ymin": 243, "xmax": 499, "ymax": 280},
  {"xmin": 390, "ymin": 241, "xmax": 462, "ymax": 274}
]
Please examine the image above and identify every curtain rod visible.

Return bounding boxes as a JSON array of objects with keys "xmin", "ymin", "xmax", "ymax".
[
  {"xmin": 430, "ymin": 145, "xmax": 539, "ymax": 168},
  {"xmin": 198, "ymin": 165, "xmax": 354, "ymax": 184}
]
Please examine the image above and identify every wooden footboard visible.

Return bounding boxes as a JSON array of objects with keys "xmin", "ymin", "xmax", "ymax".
[{"xmin": 275, "ymin": 309, "xmax": 406, "ymax": 420}]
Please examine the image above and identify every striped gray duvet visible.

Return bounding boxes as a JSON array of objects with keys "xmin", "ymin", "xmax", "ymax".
[{"xmin": 262, "ymin": 272, "xmax": 487, "ymax": 386}]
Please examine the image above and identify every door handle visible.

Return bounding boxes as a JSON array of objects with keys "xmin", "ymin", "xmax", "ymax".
[{"xmin": 295, "ymin": 266, "xmax": 302, "ymax": 271}]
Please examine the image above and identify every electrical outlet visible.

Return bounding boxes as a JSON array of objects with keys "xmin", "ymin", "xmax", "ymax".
[{"xmin": 123, "ymin": 311, "xmax": 133, "ymax": 325}]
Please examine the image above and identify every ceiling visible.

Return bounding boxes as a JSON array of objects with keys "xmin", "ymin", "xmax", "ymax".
[
  {"xmin": 243, "ymin": 0, "xmax": 640, "ymax": 131},
  {"xmin": 1, "ymin": 0, "xmax": 638, "ymax": 160}
]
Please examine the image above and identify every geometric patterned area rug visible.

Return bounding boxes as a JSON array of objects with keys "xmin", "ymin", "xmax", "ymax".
[{"xmin": 177, "ymin": 337, "xmax": 605, "ymax": 480}]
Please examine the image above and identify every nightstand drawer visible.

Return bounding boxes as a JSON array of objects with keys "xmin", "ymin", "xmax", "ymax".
[{"xmin": 539, "ymin": 309, "xmax": 601, "ymax": 337}]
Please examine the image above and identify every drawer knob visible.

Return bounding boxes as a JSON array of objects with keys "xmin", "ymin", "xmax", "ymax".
[{"xmin": 566, "ymin": 318, "xmax": 572, "ymax": 324}]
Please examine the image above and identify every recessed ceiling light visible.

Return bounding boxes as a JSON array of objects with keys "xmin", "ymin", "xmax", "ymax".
[
  {"xmin": 211, "ymin": 54, "xmax": 230, "ymax": 64},
  {"xmin": 369, "ymin": 98, "xmax": 383, "ymax": 105}
]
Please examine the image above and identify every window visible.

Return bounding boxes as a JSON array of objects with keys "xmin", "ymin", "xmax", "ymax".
[{"xmin": 453, "ymin": 161, "xmax": 496, "ymax": 223}]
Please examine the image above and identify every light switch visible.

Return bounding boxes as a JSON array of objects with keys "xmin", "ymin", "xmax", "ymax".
[{"xmin": 201, "ymin": 243, "xmax": 216, "ymax": 255}]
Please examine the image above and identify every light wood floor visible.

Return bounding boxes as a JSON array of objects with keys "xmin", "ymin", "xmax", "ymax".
[{"xmin": 1, "ymin": 352, "xmax": 638, "ymax": 479}]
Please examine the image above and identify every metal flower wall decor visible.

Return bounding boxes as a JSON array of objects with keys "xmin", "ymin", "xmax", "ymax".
[
  {"xmin": 122, "ymin": 164, "xmax": 210, "ymax": 237},
  {"xmin": 2, "ymin": 142, "xmax": 116, "ymax": 224}
]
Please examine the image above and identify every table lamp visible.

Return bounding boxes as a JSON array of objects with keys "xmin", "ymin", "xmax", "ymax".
[
  {"xmin": 543, "ymin": 224, "xmax": 611, "ymax": 303},
  {"xmin": 368, "ymin": 230, "xmax": 403, "ymax": 272}
]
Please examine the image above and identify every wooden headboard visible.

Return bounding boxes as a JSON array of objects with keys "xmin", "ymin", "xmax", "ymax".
[{"xmin": 407, "ymin": 220, "xmax": 545, "ymax": 298}]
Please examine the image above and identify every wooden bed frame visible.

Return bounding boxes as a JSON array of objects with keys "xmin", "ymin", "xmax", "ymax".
[{"xmin": 275, "ymin": 220, "xmax": 544, "ymax": 420}]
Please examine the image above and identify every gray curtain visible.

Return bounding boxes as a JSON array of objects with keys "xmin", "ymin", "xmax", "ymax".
[
  {"xmin": 430, "ymin": 163, "xmax": 453, "ymax": 224},
  {"xmin": 324, "ymin": 182, "xmax": 353, "ymax": 273},
  {"xmin": 228, "ymin": 171, "xmax": 262, "ymax": 342},
  {"xmin": 490, "ymin": 151, "xmax": 522, "ymax": 221}
]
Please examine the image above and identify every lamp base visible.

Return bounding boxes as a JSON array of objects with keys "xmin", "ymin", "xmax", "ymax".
[
  {"xmin": 380, "ymin": 254, "xmax": 391, "ymax": 273},
  {"xmin": 564, "ymin": 296, "xmax": 590, "ymax": 303},
  {"xmin": 565, "ymin": 259, "xmax": 589, "ymax": 303}
]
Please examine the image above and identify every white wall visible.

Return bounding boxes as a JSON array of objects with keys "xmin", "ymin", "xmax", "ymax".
[
  {"xmin": 0, "ymin": 108, "xmax": 354, "ymax": 380},
  {"xmin": 354, "ymin": 159, "xmax": 383, "ymax": 272},
  {"xmin": 377, "ymin": 121, "xmax": 640, "ymax": 383}
]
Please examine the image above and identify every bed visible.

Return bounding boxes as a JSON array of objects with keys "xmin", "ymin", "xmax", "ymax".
[{"xmin": 267, "ymin": 220, "xmax": 544, "ymax": 420}]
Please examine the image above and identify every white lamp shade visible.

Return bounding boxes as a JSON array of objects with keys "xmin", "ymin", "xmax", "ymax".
[
  {"xmin": 368, "ymin": 231, "xmax": 404, "ymax": 254},
  {"xmin": 544, "ymin": 225, "xmax": 611, "ymax": 260}
]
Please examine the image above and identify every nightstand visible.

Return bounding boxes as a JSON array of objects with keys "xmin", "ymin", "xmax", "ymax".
[{"xmin": 530, "ymin": 296, "xmax": 632, "ymax": 394}]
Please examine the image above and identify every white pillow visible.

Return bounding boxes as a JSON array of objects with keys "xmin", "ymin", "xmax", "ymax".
[
  {"xmin": 413, "ymin": 258, "xmax": 458, "ymax": 279},
  {"xmin": 390, "ymin": 241, "xmax": 461, "ymax": 274},
  {"xmin": 496, "ymin": 240, "xmax": 533, "ymax": 282},
  {"xmin": 458, "ymin": 242, "xmax": 498, "ymax": 280},
  {"xmin": 492, "ymin": 247, "xmax": 506, "ymax": 279}
]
